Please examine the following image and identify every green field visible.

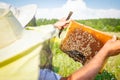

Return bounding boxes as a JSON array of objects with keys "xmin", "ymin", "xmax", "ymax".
[
  {"xmin": 35, "ymin": 18, "xmax": 120, "ymax": 80},
  {"xmin": 51, "ymin": 36, "xmax": 120, "ymax": 80}
]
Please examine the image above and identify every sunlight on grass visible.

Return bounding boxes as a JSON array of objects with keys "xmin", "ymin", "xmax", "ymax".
[
  {"xmin": 53, "ymin": 51, "xmax": 82, "ymax": 77},
  {"xmin": 51, "ymin": 37, "xmax": 82, "ymax": 76},
  {"xmin": 105, "ymin": 54, "xmax": 120, "ymax": 79},
  {"xmin": 51, "ymin": 33, "xmax": 120, "ymax": 79}
]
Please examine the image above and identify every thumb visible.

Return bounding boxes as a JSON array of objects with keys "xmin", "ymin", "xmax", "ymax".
[
  {"xmin": 111, "ymin": 35, "xmax": 116, "ymax": 41},
  {"xmin": 65, "ymin": 20, "xmax": 70, "ymax": 24}
]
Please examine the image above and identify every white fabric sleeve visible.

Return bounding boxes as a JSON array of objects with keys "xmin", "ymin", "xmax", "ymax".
[
  {"xmin": 26, "ymin": 24, "xmax": 59, "ymax": 39},
  {"xmin": 43, "ymin": 24, "xmax": 59, "ymax": 37}
]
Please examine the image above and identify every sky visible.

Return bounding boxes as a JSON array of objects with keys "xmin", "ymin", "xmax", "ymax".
[{"xmin": 0, "ymin": 0, "xmax": 120, "ymax": 19}]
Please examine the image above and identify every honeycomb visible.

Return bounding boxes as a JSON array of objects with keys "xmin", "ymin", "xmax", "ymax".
[{"xmin": 60, "ymin": 20, "xmax": 112, "ymax": 65}]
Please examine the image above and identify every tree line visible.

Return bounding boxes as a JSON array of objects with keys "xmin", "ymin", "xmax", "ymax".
[{"xmin": 35, "ymin": 18, "xmax": 120, "ymax": 32}]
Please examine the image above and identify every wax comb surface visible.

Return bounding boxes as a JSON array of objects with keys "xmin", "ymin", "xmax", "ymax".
[{"xmin": 60, "ymin": 20, "xmax": 112, "ymax": 65}]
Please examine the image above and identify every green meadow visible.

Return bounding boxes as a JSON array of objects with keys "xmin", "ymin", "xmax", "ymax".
[
  {"xmin": 35, "ymin": 18, "xmax": 120, "ymax": 80},
  {"xmin": 52, "ymin": 37, "xmax": 120, "ymax": 80}
]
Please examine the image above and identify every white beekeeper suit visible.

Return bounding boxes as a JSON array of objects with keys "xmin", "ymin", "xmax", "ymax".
[{"xmin": 0, "ymin": 2, "xmax": 61, "ymax": 80}]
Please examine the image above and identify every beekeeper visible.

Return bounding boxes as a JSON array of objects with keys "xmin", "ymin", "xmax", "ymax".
[
  {"xmin": 0, "ymin": 2, "xmax": 68, "ymax": 80},
  {"xmin": 0, "ymin": 2, "xmax": 120, "ymax": 80}
]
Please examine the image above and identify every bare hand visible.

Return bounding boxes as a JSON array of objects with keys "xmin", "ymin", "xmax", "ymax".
[
  {"xmin": 54, "ymin": 17, "xmax": 70, "ymax": 30},
  {"xmin": 102, "ymin": 35, "xmax": 120, "ymax": 57}
]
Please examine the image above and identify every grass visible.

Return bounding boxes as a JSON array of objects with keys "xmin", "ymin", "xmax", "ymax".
[
  {"xmin": 105, "ymin": 55, "xmax": 120, "ymax": 79},
  {"xmin": 51, "ymin": 33, "xmax": 120, "ymax": 80},
  {"xmin": 32, "ymin": 19, "xmax": 120, "ymax": 79},
  {"xmin": 50, "ymin": 37, "xmax": 82, "ymax": 77}
]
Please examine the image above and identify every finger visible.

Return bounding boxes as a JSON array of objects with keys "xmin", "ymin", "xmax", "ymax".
[
  {"xmin": 60, "ymin": 17, "xmax": 66, "ymax": 21},
  {"xmin": 66, "ymin": 19, "xmax": 70, "ymax": 23},
  {"xmin": 63, "ymin": 23, "xmax": 69, "ymax": 28},
  {"xmin": 111, "ymin": 35, "xmax": 117, "ymax": 41}
]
